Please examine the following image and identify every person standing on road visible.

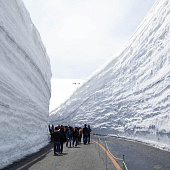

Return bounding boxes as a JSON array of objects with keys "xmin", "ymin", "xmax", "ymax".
[
  {"xmin": 49, "ymin": 124, "xmax": 54, "ymax": 142},
  {"xmin": 66, "ymin": 128, "xmax": 72, "ymax": 148},
  {"xmin": 87, "ymin": 125, "xmax": 91, "ymax": 144},
  {"xmin": 79, "ymin": 127, "xmax": 82, "ymax": 143},
  {"xmin": 73, "ymin": 127, "xmax": 79, "ymax": 147},
  {"xmin": 60, "ymin": 125, "xmax": 65, "ymax": 154},
  {"xmin": 53, "ymin": 127, "xmax": 61, "ymax": 155},
  {"xmin": 83, "ymin": 124, "xmax": 89, "ymax": 144}
]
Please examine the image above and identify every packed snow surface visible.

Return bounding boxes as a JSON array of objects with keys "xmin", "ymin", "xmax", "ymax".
[
  {"xmin": 0, "ymin": 0, "xmax": 51, "ymax": 168},
  {"xmin": 50, "ymin": 0, "xmax": 170, "ymax": 150}
]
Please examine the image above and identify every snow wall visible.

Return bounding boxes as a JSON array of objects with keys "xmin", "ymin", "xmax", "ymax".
[
  {"xmin": 0, "ymin": 0, "xmax": 51, "ymax": 168},
  {"xmin": 50, "ymin": 0, "xmax": 170, "ymax": 150}
]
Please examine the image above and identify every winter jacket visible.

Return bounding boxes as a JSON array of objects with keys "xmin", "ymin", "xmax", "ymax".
[
  {"xmin": 73, "ymin": 129, "xmax": 79, "ymax": 138},
  {"xmin": 53, "ymin": 130, "xmax": 61, "ymax": 142},
  {"xmin": 66, "ymin": 131, "xmax": 72, "ymax": 139}
]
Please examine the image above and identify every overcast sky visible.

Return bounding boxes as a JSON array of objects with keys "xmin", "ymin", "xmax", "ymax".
[{"xmin": 22, "ymin": 0, "xmax": 155, "ymax": 80}]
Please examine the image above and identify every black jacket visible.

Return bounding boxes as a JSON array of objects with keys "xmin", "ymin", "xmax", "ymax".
[
  {"xmin": 53, "ymin": 130, "xmax": 61, "ymax": 142},
  {"xmin": 83, "ymin": 127, "xmax": 89, "ymax": 136},
  {"xmin": 60, "ymin": 128, "xmax": 65, "ymax": 142},
  {"xmin": 73, "ymin": 129, "xmax": 79, "ymax": 138}
]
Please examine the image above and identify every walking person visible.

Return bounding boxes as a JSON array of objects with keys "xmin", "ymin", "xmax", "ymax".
[{"xmin": 53, "ymin": 127, "xmax": 61, "ymax": 155}]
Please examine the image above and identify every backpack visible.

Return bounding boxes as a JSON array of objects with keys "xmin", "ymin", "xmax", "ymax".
[{"xmin": 79, "ymin": 129, "xmax": 82, "ymax": 135}]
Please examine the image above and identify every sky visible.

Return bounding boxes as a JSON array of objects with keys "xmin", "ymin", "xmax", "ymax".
[
  {"xmin": 22, "ymin": 0, "xmax": 156, "ymax": 80},
  {"xmin": 50, "ymin": 79, "xmax": 84, "ymax": 111}
]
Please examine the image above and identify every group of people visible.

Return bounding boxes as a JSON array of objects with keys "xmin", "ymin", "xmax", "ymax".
[{"xmin": 49, "ymin": 124, "xmax": 91, "ymax": 156}]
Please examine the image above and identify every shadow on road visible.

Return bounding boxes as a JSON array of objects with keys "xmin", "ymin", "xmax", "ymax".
[{"xmin": 2, "ymin": 142, "xmax": 53, "ymax": 170}]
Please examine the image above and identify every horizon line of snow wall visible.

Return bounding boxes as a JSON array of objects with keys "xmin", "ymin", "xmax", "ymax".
[
  {"xmin": 50, "ymin": 0, "xmax": 170, "ymax": 151},
  {"xmin": 0, "ymin": 0, "xmax": 51, "ymax": 168}
]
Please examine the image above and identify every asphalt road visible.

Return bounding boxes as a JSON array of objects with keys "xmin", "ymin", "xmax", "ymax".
[
  {"xmin": 2, "ymin": 135, "xmax": 170, "ymax": 170},
  {"xmin": 2, "ymin": 140, "xmax": 116, "ymax": 170},
  {"xmin": 93, "ymin": 135, "xmax": 170, "ymax": 170}
]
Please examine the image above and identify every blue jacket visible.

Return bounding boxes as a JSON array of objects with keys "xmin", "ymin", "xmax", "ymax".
[{"xmin": 66, "ymin": 131, "xmax": 72, "ymax": 139}]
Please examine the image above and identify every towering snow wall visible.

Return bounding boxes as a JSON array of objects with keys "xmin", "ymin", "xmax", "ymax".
[
  {"xmin": 50, "ymin": 0, "xmax": 170, "ymax": 150},
  {"xmin": 0, "ymin": 0, "xmax": 51, "ymax": 168}
]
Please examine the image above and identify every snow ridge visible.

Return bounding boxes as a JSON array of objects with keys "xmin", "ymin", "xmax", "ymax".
[
  {"xmin": 50, "ymin": 0, "xmax": 170, "ymax": 150},
  {"xmin": 0, "ymin": 0, "xmax": 51, "ymax": 168}
]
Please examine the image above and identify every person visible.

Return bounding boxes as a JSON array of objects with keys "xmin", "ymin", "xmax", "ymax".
[
  {"xmin": 83, "ymin": 124, "xmax": 89, "ymax": 144},
  {"xmin": 60, "ymin": 125, "xmax": 65, "ymax": 154},
  {"xmin": 66, "ymin": 128, "xmax": 72, "ymax": 148},
  {"xmin": 49, "ymin": 124, "xmax": 54, "ymax": 142},
  {"xmin": 53, "ymin": 127, "xmax": 61, "ymax": 155},
  {"xmin": 72, "ymin": 127, "xmax": 79, "ymax": 147},
  {"xmin": 87, "ymin": 125, "xmax": 91, "ymax": 144},
  {"xmin": 79, "ymin": 127, "xmax": 82, "ymax": 143},
  {"xmin": 58, "ymin": 125, "xmax": 61, "ymax": 130}
]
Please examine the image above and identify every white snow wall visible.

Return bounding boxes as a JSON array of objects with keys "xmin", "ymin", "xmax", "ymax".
[
  {"xmin": 50, "ymin": 0, "xmax": 170, "ymax": 150},
  {"xmin": 0, "ymin": 0, "xmax": 51, "ymax": 168}
]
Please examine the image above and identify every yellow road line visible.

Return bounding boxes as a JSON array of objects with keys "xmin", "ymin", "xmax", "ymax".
[{"xmin": 93, "ymin": 140, "xmax": 122, "ymax": 170}]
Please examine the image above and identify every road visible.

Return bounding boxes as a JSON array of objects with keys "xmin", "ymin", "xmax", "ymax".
[
  {"xmin": 93, "ymin": 135, "xmax": 170, "ymax": 170},
  {"xmin": 2, "ymin": 135, "xmax": 170, "ymax": 170},
  {"xmin": 2, "ymin": 141, "xmax": 115, "ymax": 170}
]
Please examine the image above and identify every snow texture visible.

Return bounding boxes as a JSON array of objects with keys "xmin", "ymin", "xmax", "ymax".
[
  {"xmin": 0, "ymin": 0, "xmax": 51, "ymax": 168},
  {"xmin": 50, "ymin": 0, "xmax": 170, "ymax": 151}
]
